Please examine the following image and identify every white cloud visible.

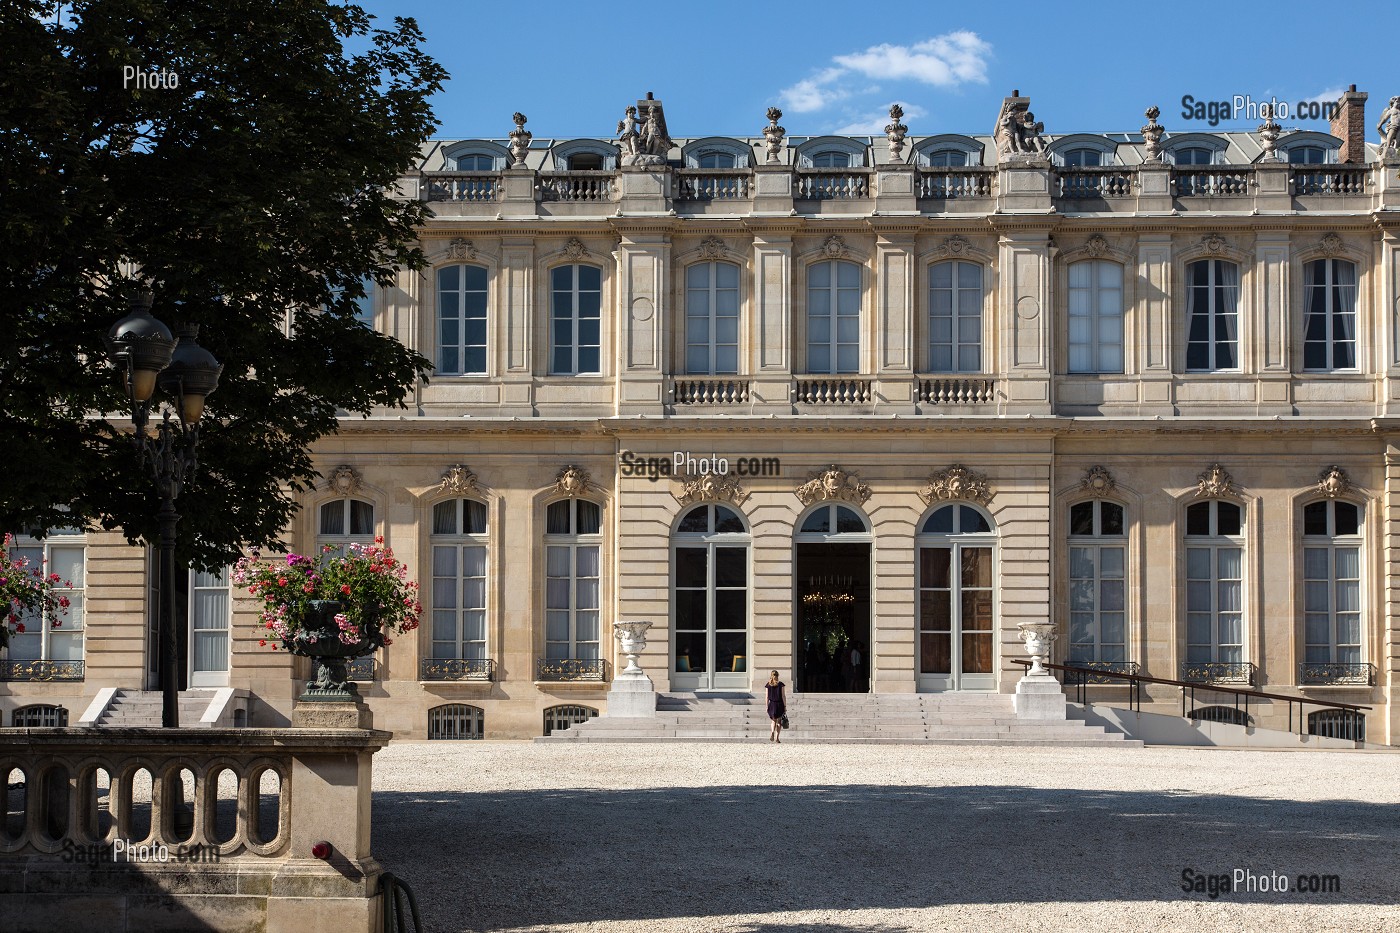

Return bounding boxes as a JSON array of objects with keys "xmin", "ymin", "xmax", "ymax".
[
  {"xmin": 779, "ymin": 32, "xmax": 991, "ymax": 114},
  {"xmin": 834, "ymin": 102, "xmax": 928, "ymax": 136},
  {"xmin": 1300, "ymin": 87, "xmax": 1345, "ymax": 104}
]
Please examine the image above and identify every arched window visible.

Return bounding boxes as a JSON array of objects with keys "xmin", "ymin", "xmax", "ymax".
[
  {"xmin": 1068, "ymin": 260, "xmax": 1124, "ymax": 374},
  {"xmin": 454, "ymin": 153, "xmax": 496, "ymax": 171},
  {"xmin": 1307, "ymin": 709, "xmax": 1365, "ymax": 742},
  {"xmin": 917, "ymin": 505, "xmax": 995, "ymax": 690},
  {"xmin": 929, "ymin": 261, "xmax": 982, "ymax": 374},
  {"xmin": 1303, "ymin": 258, "xmax": 1357, "ymax": 371},
  {"xmin": 543, "ymin": 704, "xmax": 597, "ymax": 736},
  {"xmin": 807, "ymin": 260, "xmax": 861, "ymax": 374},
  {"xmin": 1185, "ymin": 259, "xmax": 1240, "ymax": 372},
  {"xmin": 318, "ymin": 498, "xmax": 375, "ymax": 547},
  {"xmin": 437, "ymin": 264, "xmax": 488, "ymax": 375},
  {"xmin": 1189, "ymin": 705, "xmax": 1253, "ymax": 726},
  {"xmin": 11, "ymin": 704, "xmax": 68, "ymax": 727},
  {"xmin": 5, "ymin": 530, "xmax": 85, "ymax": 672},
  {"xmin": 809, "ymin": 150, "xmax": 851, "ymax": 168},
  {"xmin": 543, "ymin": 499, "xmax": 603, "ymax": 669},
  {"xmin": 1300, "ymin": 500, "xmax": 1363, "ymax": 682},
  {"xmin": 924, "ymin": 149, "xmax": 968, "ymax": 167},
  {"xmin": 428, "ymin": 703, "xmax": 484, "ymax": 740},
  {"xmin": 1184, "ymin": 500, "xmax": 1245, "ymax": 679},
  {"xmin": 568, "ymin": 152, "xmax": 604, "ymax": 171},
  {"xmin": 672, "ymin": 504, "xmax": 750, "ymax": 689},
  {"xmin": 1067, "ymin": 500, "xmax": 1126, "ymax": 664},
  {"xmin": 1173, "ymin": 147, "xmax": 1215, "ymax": 165},
  {"xmin": 551, "ymin": 264, "xmax": 602, "ymax": 375},
  {"xmin": 696, "ymin": 152, "xmax": 736, "ymax": 169},
  {"xmin": 799, "ymin": 504, "xmax": 869, "ymax": 535},
  {"xmin": 431, "ymin": 499, "xmax": 488, "ymax": 665},
  {"xmin": 685, "ymin": 262, "xmax": 740, "ymax": 375},
  {"xmin": 1286, "ymin": 145, "xmax": 1329, "ymax": 165},
  {"xmin": 1062, "ymin": 148, "xmax": 1102, "ymax": 167}
]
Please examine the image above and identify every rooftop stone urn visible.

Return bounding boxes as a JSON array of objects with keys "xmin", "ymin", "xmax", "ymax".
[{"xmin": 607, "ymin": 620, "xmax": 656, "ymax": 718}]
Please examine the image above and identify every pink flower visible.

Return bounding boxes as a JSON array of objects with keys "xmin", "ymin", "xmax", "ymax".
[
  {"xmin": 340, "ymin": 585, "xmax": 351, "ymax": 595},
  {"xmin": 14, "ymin": 623, "xmax": 24, "ymax": 634}
]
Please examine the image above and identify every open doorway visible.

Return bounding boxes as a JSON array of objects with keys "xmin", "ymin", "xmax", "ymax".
[{"xmin": 793, "ymin": 503, "xmax": 872, "ymax": 693}]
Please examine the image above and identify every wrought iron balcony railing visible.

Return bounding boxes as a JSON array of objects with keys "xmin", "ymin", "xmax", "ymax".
[
  {"xmin": 1062, "ymin": 660, "xmax": 1140, "ymax": 685},
  {"xmin": 1180, "ymin": 661, "xmax": 1255, "ymax": 686},
  {"xmin": 347, "ymin": 657, "xmax": 376, "ymax": 682},
  {"xmin": 1298, "ymin": 661, "xmax": 1375, "ymax": 686},
  {"xmin": 0, "ymin": 660, "xmax": 84, "ymax": 682},
  {"xmin": 536, "ymin": 658, "xmax": 607, "ymax": 682},
  {"xmin": 420, "ymin": 658, "xmax": 496, "ymax": 682}
]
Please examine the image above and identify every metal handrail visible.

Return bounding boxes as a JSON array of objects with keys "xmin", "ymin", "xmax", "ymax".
[{"xmin": 1012, "ymin": 658, "xmax": 1369, "ymax": 736}]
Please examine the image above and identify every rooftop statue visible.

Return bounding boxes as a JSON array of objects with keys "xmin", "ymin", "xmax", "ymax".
[
  {"xmin": 994, "ymin": 94, "xmax": 1047, "ymax": 160},
  {"xmin": 619, "ymin": 95, "xmax": 673, "ymax": 167},
  {"xmin": 1378, "ymin": 96, "xmax": 1400, "ymax": 159}
]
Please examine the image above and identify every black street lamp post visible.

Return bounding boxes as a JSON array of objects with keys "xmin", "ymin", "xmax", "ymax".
[{"xmin": 105, "ymin": 292, "xmax": 223, "ymax": 728}]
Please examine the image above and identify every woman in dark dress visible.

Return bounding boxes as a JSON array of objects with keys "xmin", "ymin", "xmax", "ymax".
[{"xmin": 766, "ymin": 670, "xmax": 787, "ymax": 743}]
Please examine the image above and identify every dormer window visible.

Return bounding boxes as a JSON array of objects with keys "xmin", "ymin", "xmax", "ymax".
[
  {"xmin": 1287, "ymin": 145, "xmax": 1328, "ymax": 165},
  {"xmin": 1174, "ymin": 147, "xmax": 1214, "ymax": 165},
  {"xmin": 697, "ymin": 152, "xmax": 736, "ymax": 169},
  {"xmin": 810, "ymin": 151, "xmax": 851, "ymax": 168},
  {"xmin": 454, "ymin": 154, "xmax": 496, "ymax": 171},
  {"xmin": 925, "ymin": 149, "xmax": 968, "ymax": 167},
  {"xmin": 1062, "ymin": 148, "xmax": 1102, "ymax": 167},
  {"xmin": 568, "ymin": 153, "xmax": 605, "ymax": 171}
]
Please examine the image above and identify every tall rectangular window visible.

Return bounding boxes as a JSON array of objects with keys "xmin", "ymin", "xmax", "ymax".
[
  {"xmin": 6, "ymin": 533, "xmax": 85, "ymax": 664},
  {"xmin": 438, "ymin": 264, "xmax": 488, "ymax": 375},
  {"xmin": 431, "ymin": 499, "xmax": 488, "ymax": 661},
  {"xmin": 1185, "ymin": 501, "xmax": 1244, "ymax": 666},
  {"xmin": 1185, "ymin": 259, "xmax": 1240, "ymax": 371},
  {"xmin": 807, "ymin": 260, "xmax": 860, "ymax": 374},
  {"xmin": 551, "ymin": 264, "xmax": 602, "ymax": 375},
  {"xmin": 1067, "ymin": 260, "xmax": 1124, "ymax": 373},
  {"xmin": 190, "ymin": 568, "xmax": 230, "ymax": 680},
  {"xmin": 1303, "ymin": 258, "xmax": 1357, "ymax": 371},
  {"xmin": 544, "ymin": 500, "xmax": 602, "ymax": 661},
  {"xmin": 1067, "ymin": 500, "xmax": 1126, "ymax": 663},
  {"xmin": 685, "ymin": 262, "xmax": 740, "ymax": 374},
  {"xmin": 1302, "ymin": 500, "xmax": 1362, "ymax": 667},
  {"xmin": 928, "ymin": 261, "xmax": 982, "ymax": 373}
]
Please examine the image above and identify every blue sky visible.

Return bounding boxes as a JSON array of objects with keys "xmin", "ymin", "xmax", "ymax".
[{"xmin": 359, "ymin": 0, "xmax": 1395, "ymax": 141}]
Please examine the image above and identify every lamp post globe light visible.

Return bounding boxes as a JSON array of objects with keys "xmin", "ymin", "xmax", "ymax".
[{"xmin": 104, "ymin": 291, "xmax": 223, "ymax": 728}]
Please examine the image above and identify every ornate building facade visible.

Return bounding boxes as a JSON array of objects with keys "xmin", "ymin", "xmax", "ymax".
[{"xmin": 5, "ymin": 90, "xmax": 1400, "ymax": 744}]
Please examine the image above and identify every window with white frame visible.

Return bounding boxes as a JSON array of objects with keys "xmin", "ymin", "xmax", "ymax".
[
  {"xmin": 924, "ymin": 149, "xmax": 968, "ymax": 167},
  {"xmin": 1184, "ymin": 500, "xmax": 1245, "ymax": 666},
  {"xmin": 431, "ymin": 499, "xmax": 488, "ymax": 661},
  {"xmin": 189, "ymin": 567, "xmax": 231, "ymax": 682},
  {"xmin": 544, "ymin": 499, "xmax": 602, "ymax": 661},
  {"xmin": 550, "ymin": 264, "xmax": 602, "ymax": 375},
  {"xmin": 454, "ymin": 153, "xmax": 496, "ymax": 171},
  {"xmin": 696, "ymin": 152, "xmax": 736, "ymax": 168},
  {"xmin": 1302, "ymin": 500, "xmax": 1362, "ymax": 668},
  {"xmin": 437, "ymin": 264, "xmax": 488, "ymax": 375},
  {"xmin": 1185, "ymin": 259, "xmax": 1240, "ymax": 371},
  {"xmin": 928, "ymin": 260, "xmax": 982, "ymax": 373},
  {"xmin": 1067, "ymin": 260, "xmax": 1125, "ymax": 374},
  {"xmin": 329, "ymin": 277, "xmax": 376, "ymax": 328},
  {"xmin": 1173, "ymin": 147, "xmax": 1215, "ymax": 165},
  {"xmin": 685, "ymin": 261, "xmax": 740, "ymax": 375},
  {"xmin": 807, "ymin": 259, "xmax": 861, "ymax": 374},
  {"xmin": 809, "ymin": 150, "xmax": 851, "ymax": 168},
  {"xmin": 1303, "ymin": 258, "xmax": 1357, "ymax": 371},
  {"xmin": 1067, "ymin": 500, "xmax": 1127, "ymax": 664},
  {"xmin": 1062, "ymin": 148, "xmax": 1102, "ymax": 167},
  {"xmin": 1286, "ymin": 145, "xmax": 1329, "ymax": 164},
  {"xmin": 318, "ymin": 499, "xmax": 375, "ymax": 550},
  {"xmin": 5, "ymin": 531, "xmax": 85, "ymax": 664}
]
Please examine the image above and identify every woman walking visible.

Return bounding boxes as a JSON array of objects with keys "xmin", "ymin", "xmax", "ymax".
[{"xmin": 766, "ymin": 670, "xmax": 787, "ymax": 743}]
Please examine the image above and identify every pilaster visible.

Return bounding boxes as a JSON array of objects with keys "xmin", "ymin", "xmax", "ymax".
[
  {"xmin": 996, "ymin": 225, "xmax": 1054, "ymax": 413},
  {"xmin": 1254, "ymin": 230, "xmax": 1292, "ymax": 414},
  {"xmin": 1382, "ymin": 225, "xmax": 1400, "ymax": 415},
  {"xmin": 613, "ymin": 228, "xmax": 671, "ymax": 415},
  {"xmin": 1136, "ymin": 232, "xmax": 1174, "ymax": 414},
  {"xmin": 747, "ymin": 229, "xmax": 795, "ymax": 411},
  {"xmin": 497, "ymin": 236, "xmax": 535, "ymax": 416}
]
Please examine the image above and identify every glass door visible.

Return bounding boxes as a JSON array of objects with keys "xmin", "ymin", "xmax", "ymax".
[
  {"xmin": 672, "ymin": 505, "xmax": 750, "ymax": 691},
  {"xmin": 917, "ymin": 505, "xmax": 997, "ymax": 691},
  {"xmin": 188, "ymin": 568, "xmax": 231, "ymax": 687}
]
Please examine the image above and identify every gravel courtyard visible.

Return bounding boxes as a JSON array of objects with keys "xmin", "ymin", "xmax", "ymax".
[{"xmin": 372, "ymin": 742, "xmax": 1400, "ymax": 933}]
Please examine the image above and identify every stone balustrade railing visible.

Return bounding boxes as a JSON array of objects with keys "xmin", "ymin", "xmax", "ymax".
[
  {"xmin": 538, "ymin": 170, "xmax": 615, "ymax": 202},
  {"xmin": 917, "ymin": 376, "xmax": 998, "ymax": 405},
  {"xmin": 672, "ymin": 377, "xmax": 751, "ymax": 405},
  {"xmin": 1291, "ymin": 166, "xmax": 1368, "ymax": 195},
  {"xmin": 793, "ymin": 376, "xmax": 874, "ymax": 404},
  {"xmin": 916, "ymin": 167, "xmax": 995, "ymax": 199},
  {"xmin": 421, "ymin": 171, "xmax": 500, "ymax": 202},
  {"xmin": 1058, "ymin": 166, "xmax": 1135, "ymax": 198},
  {"xmin": 795, "ymin": 169, "xmax": 872, "ymax": 200},
  {"xmin": 1172, "ymin": 166, "xmax": 1253, "ymax": 197},
  {"xmin": 0, "ymin": 727, "xmax": 389, "ymax": 931},
  {"xmin": 675, "ymin": 169, "xmax": 751, "ymax": 201}
]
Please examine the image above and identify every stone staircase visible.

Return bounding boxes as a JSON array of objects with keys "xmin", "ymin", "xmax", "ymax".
[
  {"xmin": 91, "ymin": 689, "xmax": 220, "ymax": 728},
  {"xmin": 538, "ymin": 691, "xmax": 1142, "ymax": 746}
]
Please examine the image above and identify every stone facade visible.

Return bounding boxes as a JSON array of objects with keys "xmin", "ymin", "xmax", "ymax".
[{"xmin": 4, "ymin": 91, "xmax": 1400, "ymax": 745}]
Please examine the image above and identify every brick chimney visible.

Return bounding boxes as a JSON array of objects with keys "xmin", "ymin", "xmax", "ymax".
[{"xmin": 1330, "ymin": 85, "xmax": 1368, "ymax": 162}]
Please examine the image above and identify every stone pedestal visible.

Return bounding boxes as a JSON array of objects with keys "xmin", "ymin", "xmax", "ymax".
[
  {"xmin": 499, "ymin": 169, "xmax": 538, "ymax": 218},
  {"xmin": 607, "ymin": 620, "xmax": 656, "ymax": 718},
  {"xmin": 996, "ymin": 157, "xmax": 1053, "ymax": 213},
  {"xmin": 1136, "ymin": 162, "xmax": 1173, "ymax": 213},
  {"xmin": 293, "ymin": 691, "xmax": 373, "ymax": 729},
  {"xmin": 1254, "ymin": 160, "xmax": 1292, "ymax": 212},
  {"xmin": 617, "ymin": 165, "xmax": 670, "ymax": 214},
  {"xmin": 751, "ymin": 165, "xmax": 795, "ymax": 215}
]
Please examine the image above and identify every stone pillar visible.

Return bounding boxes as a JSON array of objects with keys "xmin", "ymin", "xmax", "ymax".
[
  {"xmin": 498, "ymin": 236, "xmax": 535, "ymax": 415},
  {"xmin": 751, "ymin": 165, "xmax": 795, "ymax": 216},
  {"xmin": 748, "ymin": 228, "xmax": 796, "ymax": 411},
  {"xmin": 498, "ymin": 167, "xmax": 538, "ymax": 219},
  {"xmin": 1254, "ymin": 161, "xmax": 1292, "ymax": 212},
  {"xmin": 1136, "ymin": 233, "xmax": 1174, "ymax": 414},
  {"xmin": 996, "ymin": 157, "xmax": 1054, "ymax": 214},
  {"xmin": 606, "ymin": 621, "xmax": 656, "ymax": 717},
  {"xmin": 871, "ymin": 227, "xmax": 917, "ymax": 412},
  {"xmin": 1379, "ymin": 156, "xmax": 1400, "ymax": 212},
  {"xmin": 617, "ymin": 165, "xmax": 670, "ymax": 215},
  {"xmin": 1383, "ymin": 226, "xmax": 1400, "ymax": 414},
  {"xmin": 995, "ymin": 224, "xmax": 1055, "ymax": 413},
  {"xmin": 1384, "ymin": 442, "xmax": 1400, "ymax": 747},
  {"xmin": 1136, "ymin": 162, "xmax": 1173, "ymax": 214},
  {"xmin": 872, "ymin": 164, "xmax": 918, "ymax": 215},
  {"xmin": 1253, "ymin": 231, "xmax": 1292, "ymax": 415},
  {"xmin": 614, "ymin": 227, "xmax": 672, "ymax": 415}
]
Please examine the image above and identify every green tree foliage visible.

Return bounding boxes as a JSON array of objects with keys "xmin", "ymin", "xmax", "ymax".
[{"xmin": 0, "ymin": 1, "xmax": 445, "ymax": 568}]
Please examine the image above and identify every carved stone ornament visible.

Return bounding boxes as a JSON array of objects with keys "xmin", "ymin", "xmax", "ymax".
[
  {"xmin": 1083, "ymin": 234, "xmax": 1110, "ymax": 258},
  {"xmin": 562, "ymin": 237, "xmax": 588, "ymax": 261},
  {"xmin": 328, "ymin": 464, "xmax": 363, "ymax": 495},
  {"xmin": 1316, "ymin": 465, "xmax": 1352, "ymax": 499},
  {"xmin": 822, "ymin": 235, "xmax": 848, "ymax": 259},
  {"xmin": 508, "ymin": 112, "xmax": 532, "ymax": 168},
  {"xmin": 1319, "ymin": 232, "xmax": 1344, "ymax": 256},
  {"xmin": 1195, "ymin": 463, "xmax": 1236, "ymax": 499},
  {"xmin": 1257, "ymin": 103, "xmax": 1282, "ymax": 162},
  {"xmin": 674, "ymin": 471, "xmax": 750, "ymax": 507},
  {"xmin": 445, "ymin": 238, "xmax": 477, "ymax": 261},
  {"xmin": 698, "ymin": 236, "xmax": 727, "ymax": 260},
  {"xmin": 795, "ymin": 465, "xmax": 871, "ymax": 507},
  {"xmin": 993, "ymin": 94, "xmax": 1048, "ymax": 159},
  {"xmin": 763, "ymin": 107, "xmax": 786, "ymax": 164},
  {"xmin": 885, "ymin": 103, "xmax": 909, "ymax": 163},
  {"xmin": 938, "ymin": 234, "xmax": 969, "ymax": 257},
  {"xmin": 1141, "ymin": 105, "xmax": 1165, "ymax": 163},
  {"xmin": 555, "ymin": 465, "xmax": 592, "ymax": 497},
  {"xmin": 1379, "ymin": 96, "xmax": 1400, "ymax": 158},
  {"xmin": 918, "ymin": 464, "xmax": 994, "ymax": 507},
  {"xmin": 438, "ymin": 464, "xmax": 480, "ymax": 495},
  {"xmin": 1202, "ymin": 232, "xmax": 1228, "ymax": 254},
  {"xmin": 1080, "ymin": 465, "xmax": 1116, "ymax": 494}
]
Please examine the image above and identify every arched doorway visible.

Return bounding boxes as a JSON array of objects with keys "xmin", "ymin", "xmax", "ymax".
[
  {"xmin": 793, "ymin": 503, "xmax": 872, "ymax": 693},
  {"xmin": 917, "ymin": 503, "xmax": 997, "ymax": 691},
  {"xmin": 671, "ymin": 503, "xmax": 751, "ymax": 691}
]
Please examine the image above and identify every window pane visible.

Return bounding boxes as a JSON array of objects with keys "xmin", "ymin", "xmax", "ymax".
[
  {"xmin": 1216, "ymin": 503, "xmax": 1242, "ymax": 537},
  {"xmin": 349, "ymin": 500, "xmax": 374, "ymax": 536},
  {"xmin": 1069, "ymin": 502, "xmax": 1094, "ymax": 536},
  {"xmin": 433, "ymin": 501, "xmax": 457, "ymax": 535},
  {"xmin": 1186, "ymin": 503, "xmax": 1211, "ymax": 536},
  {"xmin": 1101, "ymin": 502, "xmax": 1124, "ymax": 536},
  {"xmin": 546, "ymin": 502, "xmax": 570, "ymax": 535},
  {"xmin": 1334, "ymin": 502, "xmax": 1360, "ymax": 536},
  {"xmin": 320, "ymin": 502, "xmax": 345, "ymax": 536},
  {"xmin": 576, "ymin": 501, "xmax": 602, "ymax": 534}
]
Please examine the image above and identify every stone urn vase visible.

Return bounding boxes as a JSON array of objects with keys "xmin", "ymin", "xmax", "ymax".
[
  {"xmin": 1017, "ymin": 621, "xmax": 1058, "ymax": 677},
  {"xmin": 614, "ymin": 620, "xmax": 652, "ymax": 676},
  {"xmin": 284, "ymin": 600, "xmax": 380, "ymax": 699}
]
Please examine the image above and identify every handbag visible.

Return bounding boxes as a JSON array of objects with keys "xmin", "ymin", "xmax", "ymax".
[{"xmin": 780, "ymin": 714, "xmax": 790, "ymax": 730}]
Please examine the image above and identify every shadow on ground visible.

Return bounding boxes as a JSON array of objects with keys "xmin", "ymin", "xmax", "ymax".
[{"xmin": 372, "ymin": 782, "xmax": 1399, "ymax": 931}]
